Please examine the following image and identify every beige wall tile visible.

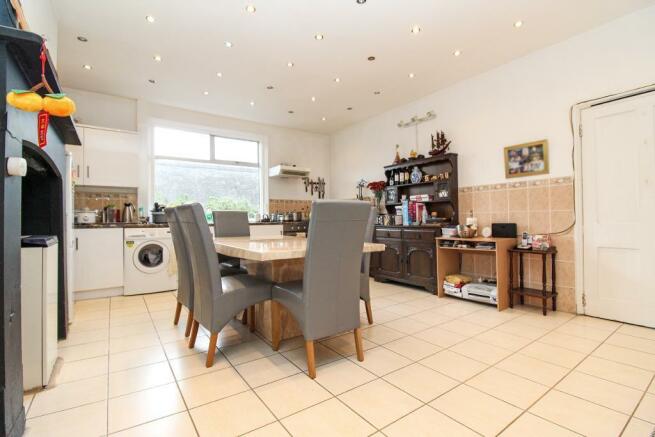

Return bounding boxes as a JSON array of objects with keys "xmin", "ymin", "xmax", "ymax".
[
  {"xmin": 551, "ymin": 236, "xmax": 574, "ymax": 262},
  {"xmin": 529, "ymin": 211, "xmax": 550, "ymax": 234},
  {"xmin": 473, "ymin": 191, "xmax": 491, "ymax": 213},
  {"xmin": 528, "ymin": 186, "xmax": 549, "ymax": 211},
  {"xmin": 509, "ymin": 211, "xmax": 529, "ymax": 234},
  {"xmin": 551, "ymin": 211, "xmax": 574, "ymax": 233},
  {"xmin": 550, "ymin": 185, "xmax": 574, "ymax": 210},
  {"xmin": 490, "ymin": 190, "xmax": 508, "ymax": 213},
  {"xmin": 508, "ymin": 188, "xmax": 528, "ymax": 211}
]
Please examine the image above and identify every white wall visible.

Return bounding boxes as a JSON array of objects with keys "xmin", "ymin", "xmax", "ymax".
[
  {"xmin": 65, "ymin": 88, "xmax": 138, "ymax": 132},
  {"xmin": 21, "ymin": 0, "xmax": 58, "ymax": 67},
  {"xmin": 329, "ymin": 6, "xmax": 655, "ymax": 198}
]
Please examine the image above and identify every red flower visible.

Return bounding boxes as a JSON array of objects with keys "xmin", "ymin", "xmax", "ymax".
[{"xmin": 367, "ymin": 181, "xmax": 386, "ymax": 193}]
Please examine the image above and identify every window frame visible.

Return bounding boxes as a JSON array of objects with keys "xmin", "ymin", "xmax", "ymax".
[{"xmin": 148, "ymin": 120, "xmax": 268, "ymax": 215}]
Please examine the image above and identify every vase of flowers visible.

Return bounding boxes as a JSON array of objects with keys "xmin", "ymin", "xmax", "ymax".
[{"xmin": 367, "ymin": 180, "xmax": 386, "ymax": 213}]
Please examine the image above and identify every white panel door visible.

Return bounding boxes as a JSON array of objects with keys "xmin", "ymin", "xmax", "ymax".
[
  {"xmin": 73, "ymin": 228, "xmax": 124, "ymax": 292},
  {"xmin": 581, "ymin": 91, "xmax": 655, "ymax": 327},
  {"xmin": 83, "ymin": 127, "xmax": 140, "ymax": 187}
]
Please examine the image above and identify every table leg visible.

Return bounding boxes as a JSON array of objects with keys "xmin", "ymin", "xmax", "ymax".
[
  {"xmin": 519, "ymin": 253, "xmax": 524, "ymax": 305},
  {"xmin": 552, "ymin": 253, "xmax": 557, "ymax": 312},
  {"xmin": 508, "ymin": 252, "xmax": 514, "ymax": 309},
  {"xmin": 542, "ymin": 253, "xmax": 547, "ymax": 316}
]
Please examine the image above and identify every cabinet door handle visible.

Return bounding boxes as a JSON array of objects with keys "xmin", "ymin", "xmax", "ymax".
[
  {"xmin": 75, "ymin": 237, "xmax": 78, "ymax": 251},
  {"xmin": 86, "ymin": 165, "xmax": 90, "ymax": 178},
  {"xmin": 76, "ymin": 165, "xmax": 80, "ymax": 177}
]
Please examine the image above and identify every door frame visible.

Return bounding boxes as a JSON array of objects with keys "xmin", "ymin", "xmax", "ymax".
[{"xmin": 572, "ymin": 84, "xmax": 655, "ymax": 315}]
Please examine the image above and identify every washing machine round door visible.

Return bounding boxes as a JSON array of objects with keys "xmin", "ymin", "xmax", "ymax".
[{"xmin": 133, "ymin": 240, "xmax": 170, "ymax": 274}]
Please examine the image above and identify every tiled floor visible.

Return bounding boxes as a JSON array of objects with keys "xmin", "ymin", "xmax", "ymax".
[{"xmin": 23, "ymin": 280, "xmax": 655, "ymax": 436}]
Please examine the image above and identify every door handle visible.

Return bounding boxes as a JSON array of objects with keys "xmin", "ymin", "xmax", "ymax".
[
  {"xmin": 76, "ymin": 165, "xmax": 80, "ymax": 177},
  {"xmin": 75, "ymin": 237, "xmax": 78, "ymax": 250},
  {"xmin": 86, "ymin": 165, "xmax": 90, "ymax": 178}
]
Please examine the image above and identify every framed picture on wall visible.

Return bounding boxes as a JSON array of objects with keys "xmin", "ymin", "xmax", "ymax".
[{"xmin": 504, "ymin": 139, "xmax": 549, "ymax": 178}]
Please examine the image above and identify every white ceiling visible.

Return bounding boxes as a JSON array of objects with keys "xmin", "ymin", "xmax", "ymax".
[{"xmin": 53, "ymin": 0, "xmax": 654, "ymax": 134}]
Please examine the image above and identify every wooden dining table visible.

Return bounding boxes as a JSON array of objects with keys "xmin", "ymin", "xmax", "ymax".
[{"xmin": 214, "ymin": 235, "xmax": 386, "ymax": 342}]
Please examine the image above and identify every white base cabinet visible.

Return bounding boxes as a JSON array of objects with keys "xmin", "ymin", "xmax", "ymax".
[{"xmin": 73, "ymin": 228, "xmax": 124, "ymax": 292}]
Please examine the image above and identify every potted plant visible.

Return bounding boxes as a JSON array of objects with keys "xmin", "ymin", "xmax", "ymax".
[{"xmin": 367, "ymin": 180, "xmax": 387, "ymax": 213}]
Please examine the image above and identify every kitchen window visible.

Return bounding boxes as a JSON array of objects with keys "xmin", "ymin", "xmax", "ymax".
[{"xmin": 152, "ymin": 126, "xmax": 263, "ymax": 219}]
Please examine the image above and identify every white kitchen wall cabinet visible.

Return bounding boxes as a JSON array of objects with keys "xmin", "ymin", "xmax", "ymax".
[
  {"xmin": 73, "ymin": 228, "xmax": 123, "ymax": 292},
  {"xmin": 82, "ymin": 127, "xmax": 140, "ymax": 187},
  {"xmin": 65, "ymin": 143, "xmax": 85, "ymax": 184}
]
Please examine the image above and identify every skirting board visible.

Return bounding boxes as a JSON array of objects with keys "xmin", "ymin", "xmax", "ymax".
[{"xmin": 74, "ymin": 287, "xmax": 124, "ymax": 301}]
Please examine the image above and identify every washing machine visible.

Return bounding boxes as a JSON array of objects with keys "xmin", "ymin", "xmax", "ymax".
[{"xmin": 124, "ymin": 227, "xmax": 178, "ymax": 295}]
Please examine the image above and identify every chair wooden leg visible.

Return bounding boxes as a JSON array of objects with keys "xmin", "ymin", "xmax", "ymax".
[
  {"xmin": 241, "ymin": 309, "xmax": 248, "ymax": 325},
  {"xmin": 188, "ymin": 320, "xmax": 200, "ymax": 348},
  {"xmin": 354, "ymin": 328, "xmax": 364, "ymax": 362},
  {"xmin": 184, "ymin": 310, "xmax": 194, "ymax": 337},
  {"xmin": 206, "ymin": 332, "xmax": 218, "ymax": 367},
  {"xmin": 248, "ymin": 305, "xmax": 256, "ymax": 333},
  {"xmin": 364, "ymin": 300, "xmax": 373, "ymax": 325},
  {"xmin": 173, "ymin": 302, "xmax": 182, "ymax": 325},
  {"xmin": 305, "ymin": 340, "xmax": 316, "ymax": 379},
  {"xmin": 271, "ymin": 301, "xmax": 281, "ymax": 351}
]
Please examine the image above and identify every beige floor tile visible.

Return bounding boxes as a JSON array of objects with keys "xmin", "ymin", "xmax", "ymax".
[
  {"xmin": 385, "ymin": 302, "xmax": 422, "ymax": 316},
  {"xmin": 430, "ymin": 384, "xmax": 521, "ymax": 436},
  {"xmin": 539, "ymin": 331, "xmax": 601, "ymax": 354},
  {"xmin": 55, "ymin": 355, "xmax": 108, "ymax": 384},
  {"xmin": 58, "ymin": 340, "xmax": 108, "ymax": 362},
  {"xmin": 499, "ymin": 412, "xmax": 579, "ymax": 436},
  {"xmin": 386, "ymin": 290, "xmax": 428, "ymax": 303},
  {"xmin": 67, "ymin": 318, "xmax": 109, "ymax": 334},
  {"xmin": 23, "ymin": 393, "xmax": 33, "ymax": 415},
  {"xmin": 178, "ymin": 366, "xmax": 249, "ymax": 408},
  {"xmin": 606, "ymin": 332, "xmax": 655, "ymax": 354},
  {"xmin": 109, "ymin": 332, "xmax": 161, "ymax": 354},
  {"xmin": 495, "ymin": 320, "xmax": 550, "ymax": 339},
  {"xmin": 276, "ymin": 336, "xmax": 305, "ymax": 352},
  {"xmin": 383, "ymin": 317, "xmax": 431, "ymax": 334},
  {"xmin": 554, "ymin": 322, "xmax": 613, "ymax": 341},
  {"xmin": 593, "ymin": 344, "xmax": 655, "ymax": 371},
  {"xmin": 450, "ymin": 338, "xmax": 513, "ymax": 365},
  {"xmin": 530, "ymin": 390, "xmax": 628, "ymax": 437},
  {"xmin": 243, "ymin": 421, "xmax": 290, "ymax": 437},
  {"xmin": 407, "ymin": 309, "xmax": 454, "ymax": 326},
  {"xmin": 108, "ymin": 382, "xmax": 185, "ymax": 433},
  {"xmin": 413, "ymin": 325, "xmax": 469, "ymax": 348},
  {"xmin": 622, "ymin": 417, "xmax": 655, "ymax": 437},
  {"xmin": 109, "ymin": 321, "xmax": 156, "ymax": 339},
  {"xmin": 256, "ymin": 373, "xmax": 332, "ymax": 418},
  {"xmin": 496, "ymin": 353, "xmax": 569, "ymax": 386},
  {"xmin": 556, "ymin": 371, "xmax": 643, "ymax": 414},
  {"xmin": 383, "ymin": 405, "xmax": 479, "ymax": 437},
  {"xmin": 367, "ymin": 296, "xmax": 397, "ymax": 310},
  {"xmin": 162, "ymin": 335, "xmax": 209, "ymax": 360},
  {"xmin": 617, "ymin": 324, "xmax": 655, "ymax": 341},
  {"xmin": 221, "ymin": 337, "xmax": 277, "ymax": 365},
  {"xmin": 383, "ymin": 336, "xmax": 441, "ymax": 361},
  {"xmin": 110, "ymin": 312, "xmax": 152, "ymax": 327},
  {"xmin": 516, "ymin": 313, "xmax": 571, "ymax": 330},
  {"xmin": 170, "ymin": 350, "xmax": 230, "ymax": 380},
  {"xmin": 650, "ymin": 379, "xmax": 655, "ymax": 394},
  {"xmin": 74, "ymin": 309, "xmax": 110, "ymax": 322},
  {"xmin": 28, "ymin": 375, "xmax": 107, "ymax": 418},
  {"xmin": 157, "ymin": 326, "xmax": 198, "ymax": 343},
  {"xmin": 404, "ymin": 295, "xmax": 442, "ymax": 311},
  {"xmin": 282, "ymin": 398, "xmax": 375, "ymax": 437},
  {"xmin": 520, "ymin": 342, "xmax": 586, "ymax": 368},
  {"xmin": 111, "ymin": 411, "xmax": 197, "ymax": 437},
  {"xmin": 420, "ymin": 350, "xmax": 487, "ymax": 382},
  {"xmin": 635, "ymin": 393, "xmax": 655, "ymax": 423},
  {"xmin": 321, "ymin": 332, "xmax": 376, "ymax": 356},
  {"xmin": 434, "ymin": 302, "xmax": 483, "ymax": 317},
  {"xmin": 58, "ymin": 329, "xmax": 109, "ymax": 348},
  {"xmin": 190, "ymin": 390, "xmax": 276, "ymax": 436},
  {"xmin": 439, "ymin": 319, "xmax": 488, "ymax": 337},
  {"xmin": 108, "ymin": 361, "xmax": 174, "ymax": 398},
  {"xmin": 474, "ymin": 330, "xmax": 532, "ymax": 352},
  {"xmin": 467, "ymin": 367, "xmax": 549, "ymax": 409},
  {"xmin": 313, "ymin": 358, "xmax": 377, "ymax": 395},
  {"xmin": 24, "ymin": 400, "xmax": 106, "ymax": 437},
  {"xmin": 569, "ymin": 315, "xmax": 621, "ymax": 331},
  {"xmin": 347, "ymin": 346, "xmax": 411, "ymax": 377},
  {"xmin": 361, "ymin": 325, "xmax": 406, "ymax": 345},
  {"xmin": 365, "ymin": 308, "xmax": 403, "ymax": 324},
  {"xmin": 339, "ymin": 379, "xmax": 422, "ymax": 428},
  {"xmin": 576, "ymin": 356, "xmax": 653, "ymax": 391},
  {"xmin": 383, "ymin": 363, "xmax": 459, "ymax": 402},
  {"xmin": 460, "ymin": 307, "xmax": 522, "ymax": 327},
  {"xmin": 109, "ymin": 345, "xmax": 167, "ymax": 372},
  {"xmin": 282, "ymin": 342, "xmax": 341, "ymax": 371},
  {"xmin": 236, "ymin": 354, "xmax": 300, "ymax": 387}
]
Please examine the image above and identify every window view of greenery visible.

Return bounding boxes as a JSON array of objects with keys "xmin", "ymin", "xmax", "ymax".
[{"xmin": 153, "ymin": 127, "xmax": 261, "ymax": 220}]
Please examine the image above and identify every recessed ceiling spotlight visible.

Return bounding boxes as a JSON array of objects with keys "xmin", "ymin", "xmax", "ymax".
[
  {"xmin": 82, "ymin": 64, "xmax": 92, "ymax": 70},
  {"xmin": 224, "ymin": 41, "xmax": 233, "ymax": 48},
  {"xmin": 246, "ymin": 5, "xmax": 256, "ymax": 13},
  {"xmin": 408, "ymin": 72, "xmax": 415, "ymax": 79},
  {"xmin": 145, "ymin": 15, "xmax": 155, "ymax": 23},
  {"xmin": 367, "ymin": 56, "xmax": 376, "ymax": 61},
  {"xmin": 374, "ymin": 90, "xmax": 381, "ymax": 95},
  {"xmin": 334, "ymin": 77, "xmax": 341, "ymax": 83},
  {"xmin": 453, "ymin": 50, "xmax": 461, "ymax": 57},
  {"xmin": 311, "ymin": 96, "xmax": 316, "ymax": 102},
  {"xmin": 514, "ymin": 20, "xmax": 523, "ymax": 28},
  {"xmin": 216, "ymin": 72, "xmax": 223, "ymax": 78},
  {"xmin": 148, "ymin": 79, "xmax": 156, "ymax": 84},
  {"xmin": 249, "ymin": 101, "xmax": 255, "ymax": 106},
  {"xmin": 321, "ymin": 116, "xmax": 327, "ymax": 121},
  {"xmin": 77, "ymin": 36, "xmax": 88, "ymax": 42},
  {"xmin": 410, "ymin": 24, "xmax": 422, "ymax": 34},
  {"xmin": 356, "ymin": 0, "xmax": 367, "ymax": 4},
  {"xmin": 347, "ymin": 107, "xmax": 353, "ymax": 111},
  {"xmin": 266, "ymin": 85, "xmax": 274, "ymax": 90},
  {"xmin": 203, "ymin": 91, "xmax": 209, "ymax": 96},
  {"xmin": 287, "ymin": 61, "xmax": 294, "ymax": 68},
  {"xmin": 314, "ymin": 33, "xmax": 324, "ymax": 41},
  {"xmin": 288, "ymin": 110, "xmax": 294, "ymax": 114},
  {"xmin": 153, "ymin": 54, "xmax": 162, "ymax": 62}
]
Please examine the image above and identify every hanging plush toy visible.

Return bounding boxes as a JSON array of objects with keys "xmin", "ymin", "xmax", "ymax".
[{"xmin": 5, "ymin": 41, "xmax": 76, "ymax": 148}]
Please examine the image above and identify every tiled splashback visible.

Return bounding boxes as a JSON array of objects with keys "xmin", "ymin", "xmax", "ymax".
[
  {"xmin": 457, "ymin": 176, "xmax": 576, "ymax": 313},
  {"xmin": 268, "ymin": 199, "xmax": 312, "ymax": 214},
  {"xmin": 74, "ymin": 186, "xmax": 138, "ymax": 212}
]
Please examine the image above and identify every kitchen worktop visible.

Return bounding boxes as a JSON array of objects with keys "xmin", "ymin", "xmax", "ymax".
[{"xmin": 74, "ymin": 223, "xmax": 169, "ymax": 229}]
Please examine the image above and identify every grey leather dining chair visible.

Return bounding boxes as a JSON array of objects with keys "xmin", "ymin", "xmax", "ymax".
[
  {"xmin": 212, "ymin": 210, "xmax": 249, "ymax": 277},
  {"xmin": 178, "ymin": 203, "xmax": 272, "ymax": 367},
  {"xmin": 361, "ymin": 207, "xmax": 377, "ymax": 324},
  {"xmin": 165, "ymin": 207, "xmax": 194, "ymax": 337},
  {"xmin": 270, "ymin": 200, "xmax": 370, "ymax": 378}
]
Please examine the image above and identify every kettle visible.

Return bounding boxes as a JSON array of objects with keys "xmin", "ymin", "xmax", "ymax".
[{"xmin": 122, "ymin": 202, "xmax": 137, "ymax": 223}]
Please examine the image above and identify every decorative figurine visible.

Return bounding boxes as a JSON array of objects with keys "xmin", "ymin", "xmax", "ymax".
[
  {"xmin": 430, "ymin": 131, "xmax": 451, "ymax": 156},
  {"xmin": 409, "ymin": 149, "xmax": 417, "ymax": 159},
  {"xmin": 393, "ymin": 144, "xmax": 401, "ymax": 164}
]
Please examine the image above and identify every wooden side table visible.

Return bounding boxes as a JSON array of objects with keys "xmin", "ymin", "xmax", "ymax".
[{"xmin": 508, "ymin": 247, "xmax": 557, "ymax": 316}]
